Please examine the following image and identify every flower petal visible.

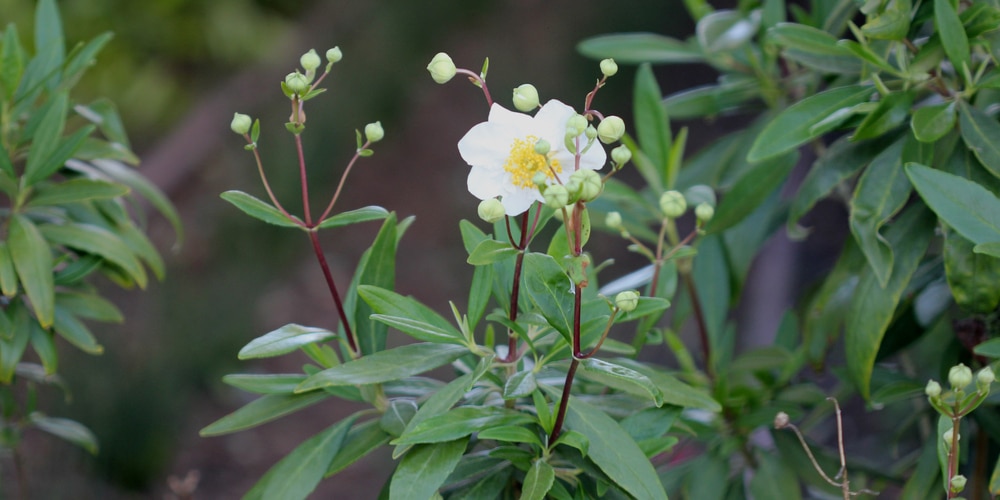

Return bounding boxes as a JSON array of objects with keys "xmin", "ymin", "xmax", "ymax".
[{"xmin": 467, "ymin": 165, "xmax": 505, "ymax": 200}]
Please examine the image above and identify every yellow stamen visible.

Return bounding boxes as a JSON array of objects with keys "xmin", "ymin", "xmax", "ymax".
[{"xmin": 503, "ymin": 135, "xmax": 561, "ymax": 188}]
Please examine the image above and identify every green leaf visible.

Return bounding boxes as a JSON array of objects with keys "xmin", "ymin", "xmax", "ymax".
[
  {"xmin": 849, "ymin": 137, "xmax": 910, "ymax": 288},
  {"xmin": 612, "ymin": 360, "xmax": 718, "ymax": 412},
  {"xmin": 245, "ymin": 415, "xmax": 357, "ymax": 500},
  {"xmin": 766, "ymin": 23, "xmax": 861, "ymax": 74},
  {"xmin": 945, "ymin": 228, "xmax": 1000, "ymax": 313},
  {"xmin": 862, "ymin": 5, "xmax": 910, "ymax": 40},
  {"xmin": 223, "ymin": 374, "xmax": 306, "ymax": 394},
  {"xmin": 52, "ymin": 306, "xmax": 102, "ymax": 354},
  {"xmin": 662, "ymin": 80, "xmax": 760, "ymax": 119},
  {"xmin": 39, "ymin": 222, "xmax": 147, "ymax": 288},
  {"xmin": 392, "ymin": 371, "xmax": 480, "ymax": 459},
  {"xmin": 358, "ymin": 285, "xmax": 465, "ymax": 345},
  {"xmin": 390, "ymin": 438, "xmax": 468, "ymax": 500},
  {"xmin": 8, "ymin": 215, "xmax": 54, "ymax": 327},
  {"xmin": 634, "ymin": 64, "xmax": 671, "ymax": 190},
  {"xmin": 697, "ymin": 10, "xmax": 759, "ymax": 53},
  {"xmin": 200, "ymin": 391, "xmax": 330, "ymax": 436},
  {"xmin": 580, "ymin": 358, "xmax": 664, "ymax": 406},
  {"xmin": 87, "ymin": 160, "xmax": 182, "ymax": 244},
  {"xmin": 522, "ymin": 253, "xmax": 574, "ymax": 340},
  {"xmin": 748, "ymin": 85, "xmax": 875, "ymax": 162},
  {"xmin": 837, "ymin": 40, "xmax": 900, "ymax": 76},
  {"xmin": 29, "ymin": 413, "xmax": 98, "ymax": 455},
  {"xmin": 25, "ymin": 125, "xmax": 95, "ymax": 186},
  {"xmin": 57, "ymin": 290, "xmax": 122, "ymax": 323},
  {"xmin": 0, "ymin": 311, "xmax": 30, "ymax": 383},
  {"xmin": 521, "ymin": 460, "xmax": 556, "ymax": 500},
  {"xmin": 0, "ymin": 243, "xmax": 17, "ymax": 297},
  {"xmin": 467, "ymin": 239, "xmax": 520, "ymax": 265},
  {"xmin": 346, "ymin": 214, "xmax": 399, "ymax": 355},
  {"xmin": 296, "ymin": 343, "xmax": 468, "ymax": 392},
  {"xmin": 563, "ymin": 397, "xmax": 668, "ymax": 500},
  {"xmin": 935, "ymin": 0, "xmax": 970, "ymax": 76},
  {"xmin": 503, "ymin": 370, "xmax": 537, "ymax": 399},
  {"xmin": 477, "ymin": 425, "xmax": 542, "ymax": 448},
  {"xmin": 905, "ymin": 163, "xmax": 1000, "ymax": 245},
  {"xmin": 75, "ymin": 99, "xmax": 131, "ymax": 149},
  {"xmin": 61, "ymin": 32, "xmax": 113, "ymax": 87},
  {"xmin": 30, "ymin": 326, "xmax": 58, "ymax": 374},
  {"xmin": 392, "ymin": 406, "xmax": 534, "ymax": 446},
  {"xmin": 990, "ymin": 451, "xmax": 1000, "ymax": 495},
  {"xmin": 706, "ymin": 152, "xmax": 797, "ymax": 233},
  {"xmin": 24, "ymin": 92, "xmax": 68, "ymax": 185},
  {"xmin": 959, "ymin": 102, "xmax": 1000, "ymax": 179},
  {"xmin": 326, "ymin": 419, "xmax": 391, "ymax": 476},
  {"xmin": 852, "ymin": 91, "xmax": 913, "ymax": 140},
  {"xmin": 33, "ymin": 0, "xmax": 64, "ymax": 91},
  {"xmin": 238, "ymin": 324, "xmax": 335, "ymax": 359},
  {"xmin": 316, "ymin": 205, "xmax": 389, "ymax": 229},
  {"xmin": 749, "ymin": 452, "xmax": 802, "ymax": 500},
  {"xmin": 576, "ymin": 33, "xmax": 703, "ymax": 64},
  {"xmin": 846, "ymin": 205, "xmax": 934, "ymax": 400},
  {"xmin": 0, "ymin": 25, "xmax": 25, "ymax": 102},
  {"xmin": 788, "ymin": 135, "xmax": 884, "ymax": 230},
  {"xmin": 220, "ymin": 190, "xmax": 302, "ymax": 229},
  {"xmin": 912, "ymin": 102, "xmax": 956, "ymax": 143},
  {"xmin": 28, "ymin": 178, "xmax": 129, "ymax": 207},
  {"xmin": 974, "ymin": 242, "xmax": 1000, "ymax": 258}
]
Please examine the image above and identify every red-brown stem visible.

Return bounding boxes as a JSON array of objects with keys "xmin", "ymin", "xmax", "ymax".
[
  {"xmin": 317, "ymin": 140, "xmax": 371, "ymax": 223},
  {"xmin": 245, "ymin": 134, "xmax": 299, "ymax": 224},
  {"xmin": 572, "ymin": 285, "xmax": 584, "ymax": 358},
  {"xmin": 294, "ymin": 131, "xmax": 313, "ymax": 226},
  {"xmin": 948, "ymin": 415, "xmax": 961, "ymax": 498},
  {"xmin": 455, "ymin": 69, "xmax": 493, "ymax": 107},
  {"xmin": 499, "ymin": 210, "xmax": 533, "ymax": 363},
  {"xmin": 550, "ymin": 358, "xmax": 579, "ymax": 443},
  {"xmin": 309, "ymin": 230, "xmax": 359, "ymax": 357},
  {"xmin": 684, "ymin": 275, "xmax": 715, "ymax": 380}
]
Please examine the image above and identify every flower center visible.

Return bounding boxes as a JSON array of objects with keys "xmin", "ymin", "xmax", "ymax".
[{"xmin": 503, "ymin": 135, "xmax": 561, "ymax": 188}]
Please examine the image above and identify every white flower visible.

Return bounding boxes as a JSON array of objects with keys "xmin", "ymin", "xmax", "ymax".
[{"xmin": 458, "ymin": 100, "xmax": 606, "ymax": 216}]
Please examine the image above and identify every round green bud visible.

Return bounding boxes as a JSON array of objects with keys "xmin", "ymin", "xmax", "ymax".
[
  {"xmin": 949, "ymin": 363, "xmax": 973, "ymax": 391},
  {"xmin": 597, "ymin": 116, "xmax": 626, "ymax": 144},
  {"xmin": 943, "ymin": 428, "xmax": 958, "ymax": 449},
  {"xmin": 364, "ymin": 121, "xmax": 385, "ymax": 143},
  {"xmin": 478, "ymin": 198, "xmax": 506, "ymax": 223},
  {"xmin": 572, "ymin": 169, "xmax": 602, "ymax": 202},
  {"xmin": 585, "ymin": 125, "xmax": 598, "ymax": 141},
  {"xmin": 427, "ymin": 52, "xmax": 457, "ymax": 84},
  {"xmin": 544, "ymin": 184, "xmax": 569, "ymax": 208},
  {"xmin": 925, "ymin": 379, "xmax": 942, "ymax": 399},
  {"xmin": 615, "ymin": 290, "xmax": 640, "ymax": 312},
  {"xmin": 326, "ymin": 46, "xmax": 343, "ymax": 64},
  {"xmin": 978, "ymin": 366, "xmax": 995, "ymax": 393},
  {"xmin": 231, "ymin": 113, "xmax": 252, "ymax": 135},
  {"xmin": 605, "ymin": 211, "xmax": 622, "ymax": 229},
  {"xmin": 564, "ymin": 177, "xmax": 582, "ymax": 200},
  {"xmin": 659, "ymin": 190, "xmax": 687, "ymax": 218},
  {"xmin": 567, "ymin": 114, "xmax": 588, "ymax": 136},
  {"xmin": 600, "ymin": 58, "xmax": 618, "ymax": 77},
  {"xmin": 532, "ymin": 172, "xmax": 549, "ymax": 189},
  {"xmin": 512, "ymin": 84, "xmax": 539, "ymax": 112},
  {"xmin": 300, "ymin": 49, "xmax": 321, "ymax": 71},
  {"xmin": 611, "ymin": 144, "xmax": 631, "ymax": 166},
  {"xmin": 285, "ymin": 71, "xmax": 310, "ymax": 95},
  {"xmin": 695, "ymin": 203, "xmax": 714, "ymax": 223},
  {"xmin": 951, "ymin": 475, "xmax": 967, "ymax": 493},
  {"xmin": 534, "ymin": 138, "xmax": 551, "ymax": 156}
]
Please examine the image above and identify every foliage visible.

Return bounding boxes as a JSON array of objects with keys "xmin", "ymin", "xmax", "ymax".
[
  {"xmin": 208, "ymin": 0, "xmax": 1000, "ymax": 498},
  {"xmin": 0, "ymin": 0, "xmax": 178, "ymax": 495}
]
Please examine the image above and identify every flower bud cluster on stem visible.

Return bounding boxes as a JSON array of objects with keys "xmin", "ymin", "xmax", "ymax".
[{"xmin": 926, "ymin": 363, "xmax": 994, "ymax": 498}]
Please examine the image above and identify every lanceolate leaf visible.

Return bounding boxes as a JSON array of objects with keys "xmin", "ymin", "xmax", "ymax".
[
  {"xmin": 522, "ymin": 253, "xmax": 574, "ymax": 340},
  {"xmin": 706, "ymin": 151, "xmax": 797, "ymax": 233},
  {"xmin": 220, "ymin": 190, "xmax": 303, "ymax": 229},
  {"xmin": 959, "ymin": 102, "xmax": 1000, "ymax": 179},
  {"xmin": 634, "ymin": 63, "xmax": 671, "ymax": 190},
  {"xmin": 788, "ymin": 135, "xmax": 885, "ymax": 230},
  {"xmin": 577, "ymin": 33, "xmax": 703, "ymax": 64},
  {"xmin": 389, "ymin": 438, "xmax": 468, "ymax": 500},
  {"xmin": 392, "ymin": 406, "xmax": 534, "ymax": 446},
  {"xmin": 316, "ymin": 205, "xmax": 389, "ymax": 229},
  {"xmin": 579, "ymin": 358, "xmax": 664, "ymax": 406},
  {"xmin": 846, "ymin": 205, "xmax": 934, "ymax": 400},
  {"xmin": 238, "ymin": 324, "xmax": 336, "ymax": 359},
  {"xmin": 393, "ymin": 372, "xmax": 479, "ymax": 459},
  {"xmin": 934, "ymin": 0, "xmax": 970, "ymax": 76},
  {"xmin": 39, "ymin": 222, "xmax": 147, "ymax": 288},
  {"xmin": 358, "ymin": 285, "xmax": 465, "ymax": 345},
  {"xmin": 849, "ymin": 137, "xmax": 910, "ymax": 288},
  {"xmin": 244, "ymin": 414, "xmax": 357, "ymax": 500},
  {"xmin": 8, "ymin": 215, "xmax": 54, "ymax": 327},
  {"xmin": 27, "ymin": 178, "xmax": 129, "ymax": 207},
  {"xmin": 199, "ymin": 391, "xmax": 330, "ymax": 436},
  {"xmin": 563, "ymin": 397, "xmax": 668, "ymax": 500},
  {"xmin": 326, "ymin": 419, "xmax": 391, "ymax": 476},
  {"xmin": 349, "ymin": 215, "xmax": 399, "ymax": 355},
  {"xmin": 905, "ymin": 163, "xmax": 1000, "ymax": 245},
  {"xmin": 467, "ymin": 239, "xmax": 520, "ymax": 265},
  {"xmin": 29, "ymin": 413, "xmax": 98, "ymax": 455},
  {"xmin": 521, "ymin": 460, "xmax": 556, "ymax": 500},
  {"xmin": 295, "ymin": 343, "xmax": 467, "ymax": 392},
  {"xmin": 748, "ymin": 85, "xmax": 875, "ymax": 162}
]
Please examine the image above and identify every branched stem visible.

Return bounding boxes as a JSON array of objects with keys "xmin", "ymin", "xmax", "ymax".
[
  {"xmin": 455, "ymin": 69, "xmax": 493, "ymax": 107},
  {"xmin": 317, "ymin": 140, "xmax": 371, "ymax": 223},
  {"xmin": 245, "ymin": 134, "xmax": 298, "ymax": 224},
  {"xmin": 294, "ymin": 132, "xmax": 313, "ymax": 226}
]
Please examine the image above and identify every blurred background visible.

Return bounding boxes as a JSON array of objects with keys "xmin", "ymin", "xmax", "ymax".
[{"xmin": 0, "ymin": 0, "xmax": 737, "ymax": 497}]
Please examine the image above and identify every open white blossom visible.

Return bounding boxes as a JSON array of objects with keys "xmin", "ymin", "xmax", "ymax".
[{"xmin": 458, "ymin": 99, "xmax": 606, "ymax": 216}]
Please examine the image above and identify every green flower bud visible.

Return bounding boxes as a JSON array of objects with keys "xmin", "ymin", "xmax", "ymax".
[
  {"xmin": 572, "ymin": 169, "xmax": 602, "ymax": 202},
  {"xmin": 512, "ymin": 84, "xmax": 539, "ymax": 112},
  {"xmin": 585, "ymin": 125, "xmax": 598, "ymax": 140},
  {"xmin": 951, "ymin": 475, "xmax": 967, "ymax": 493},
  {"xmin": 285, "ymin": 71, "xmax": 310, "ymax": 95},
  {"xmin": 532, "ymin": 172, "xmax": 549, "ymax": 190},
  {"xmin": 364, "ymin": 121, "xmax": 385, "ymax": 143},
  {"xmin": 231, "ymin": 113, "xmax": 252, "ymax": 135},
  {"xmin": 544, "ymin": 184, "xmax": 569, "ymax": 208},
  {"xmin": 615, "ymin": 290, "xmax": 640, "ymax": 312},
  {"xmin": 611, "ymin": 144, "xmax": 631, "ymax": 166},
  {"xmin": 949, "ymin": 363, "xmax": 973, "ymax": 391},
  {"xmin": 695, "ymin": 203, "xmax": 714, "ymax": 223},
  {"xmin": 427, "ymin": 52, "xmax": 457, "ymax": 84},
  {"xmin": 478, "ymin": 198, "xmax": 505, "ymax": 223},
  {"xmin": 943, "ymin": 428, "xmax": 957, "ymax": 448},
  {"xmin": 600, "ymin": 58, "xmax": 618, "ymax": 77},
  {"xmin": 659, "ymin": 190, "xmax": 687, "ymax": 218},
  {"xmin": 567, "ymin": 114, "xmax": 588, "ymax": 136},
  {"xmin": 326, "ymin": 46, "xmax": 343, "ymax": 64},
  {"xmin": 605, "ymin": 211, "xmax": 622, "ymax": 229},
  {"xmin": 978, "ymin": 366, "xmax": 995, "ymax": 393},
  {"xmin": 300, "ymin": 49, "xmax": 321, "ymax": 71},
  {"xmin": 534, "ymin": 138, "xmax": 551, "ymax": 156},
  {"xmin": 925, "ymin": 379, "xmax": 942, "ymax": 399},
  {"xmin": 597, "ymin": 116, "xmax": 626, "ymax": 144},
  {"xmin": 564, "ymin": 177, "xmax": 582, "ymax": 199}
]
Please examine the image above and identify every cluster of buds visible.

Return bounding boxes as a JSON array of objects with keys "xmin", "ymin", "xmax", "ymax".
[
  {"xmin": 655, "ymin": 185, "xmax": 715, "ymax": 227},
  {"xmin": 926, "ymin": 363, "xmax": 994, "ymax": 409}
]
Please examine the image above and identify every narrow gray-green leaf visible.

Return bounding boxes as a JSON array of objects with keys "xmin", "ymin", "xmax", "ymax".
[
  {"xmin": 905, "ymin": 163, "xmax": 1000, "ymax": 244},
  {"xmin": 316, "ymin": 205, "xmax": 389, "ymax": 229},
  {"xmin": 788, "ymin": 135, "xmax": 885, "ymax": 229},
  {"xmin": 390, "ymin": 438, "xmax": 468, "ymax": 500},
  {"xmin": 849, "ymin": 137, "xmax": 910, "ymax": 288},
  {"xmin": 8, "ymin": 215, "xmax": 54, "ymax": 327},
  {"xmin": 503, "ymin": 370, "xmax": 537, "ymax": 399},
  {"xmin": 28, "ymin": 178, "xmax": 129, "ymax": 207},
  {"xmin": 393, "ymin": 406, "xmax": 534, "ymax": 446},
  {"xmin": 223, "ymin": 374, "xmax": 306, "ymax": 394},
  {"xmin": 912, "ymin": 102, "xmax": 957, "ymax": 143},
  {"xmin": 521, "ymin": 460, "xmax": 556, "ymax": 500},
  {"xmin": 467, "ymin": 239, "xmax": 520, "ymax": 265},
  {"xmin": 358, "ymin": 285, "xmax": 465, "ymax": 345},
  {"xmin": 580, "ymin": 358, "xmax": 664, "ymax": 406},
  {"xmin": 200, "ymin": 391, "xmax": 330, "ymax": 436},
  {"xmin": 39, "ymin": 222, "xmax": 147, "ymax": 288},
  {"xmin": 220, "ymin": 190, "xmax": 303, "ymax": 229},
  {"xmin": 748, "ymin": 85, "xmax": 875, "ymax": 162},
  {"xmin": 326, "ymin": 419, "xmax": 391, "ymax": 476},
  {"xmin": 959, "ymin": 102, "xmax": 1000, "ymax": 179},
  {"xmin": 296, "ymin": 343, "xmax": 467, "ymax": 392},
  {"xmin": 634, "ymin": 63, "xmax": 670, "ymax": 191},
  {"xmin": 29, "ymin": 413, "xmax": 98, "ymax": 455},
  {"xmin": 935, "ymin": 0, "xmax": 970, "ymax": 76},
  {"xmin": 577, "ymin": 33, "xmax": 703, "ymax": 64},
  {"xmin": 706, "ymin": 152, "xmax": 797, "ymax": 233},
  {"xmin": 238, "ymin": 324, "xmax": 335, "ymax": 359},
  {"xmin": 749, "ymin": 453, "xmax": 802, "ymax": 500}
]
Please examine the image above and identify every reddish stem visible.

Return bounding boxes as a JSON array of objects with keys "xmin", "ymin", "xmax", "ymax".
[
  {"xmin": 499, "ymin": 210, "xmax": 533, "ymax": 363},
  {"xmin": 455, "ymin": 69, "xmax": 493, "ymax": 107},
  {"xmin": 684, "ymin": 275, "xmax": 715, "ymax": 380},
  {"xmin": 317, "ymin": 140, "xmax": 371, "ymax": 224},
  {"xmin": 294, "ymin": 132, "xmax": 313, "ymax": 226},
  {"xmin": 309, "ymin": 231, "xmax": 359, "ymax": 356},
  {"xmin": 550, "ymin": 358, "xmax": 579, "ymax": 443}
]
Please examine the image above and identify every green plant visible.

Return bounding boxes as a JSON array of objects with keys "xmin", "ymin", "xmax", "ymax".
[{"xmin": 0, "ymin": 0, "xmax": 179, "ymax": 495}]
